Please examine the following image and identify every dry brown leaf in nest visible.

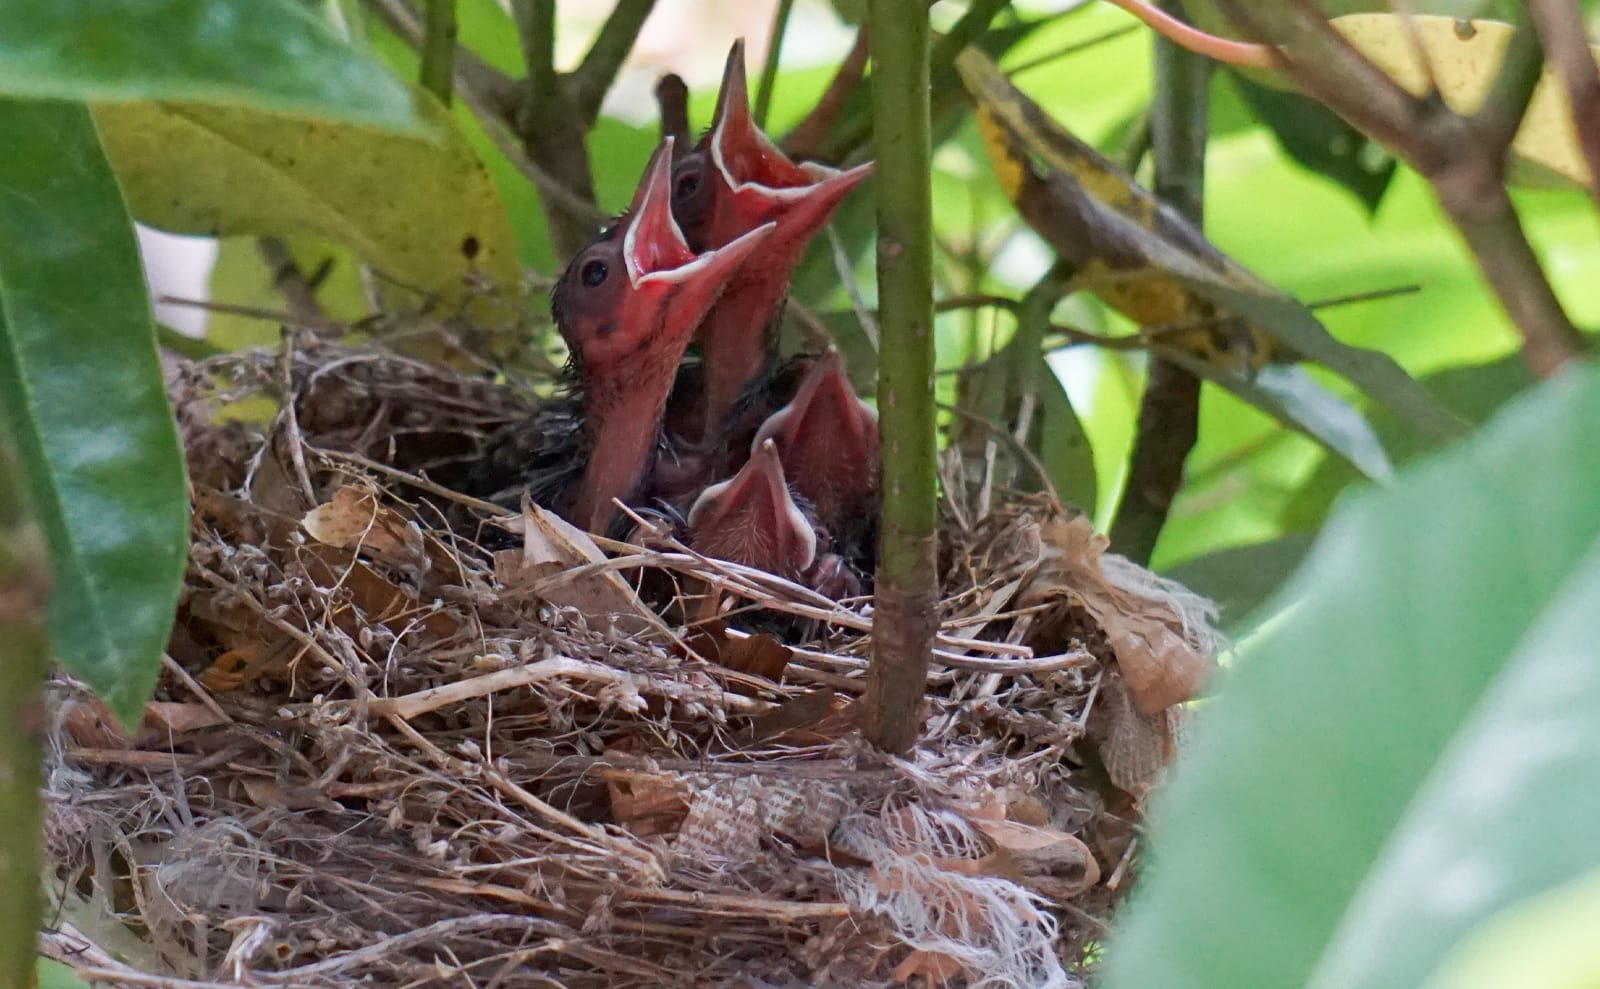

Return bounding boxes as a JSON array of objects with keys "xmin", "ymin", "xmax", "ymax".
[
  {"xmin": 737, "ymin": 688, "xmax": 842, "ymax": 747},
  {"xmin": 606, "ymin": 770, "xmax": 693, "ymax": 838},
  {"xmin": 60, "ymin": 698, "xmax": 228, "ymax": 750},
  {"xmin": 1028, "ymin": 515, "xmax": 1216, "ymax": 714},
  {"xmin": 302, "ymin": 484, "xmax": 445, "ymax": 579},
  {"xmin": 672, "ymin": 775, "xmax": 853, "ymax": 867},
  {"xmin": 1088, "ymin": 672, "xmax": 1179, "ymax": 801},
  {"xmin": 495, "ymin": 499, "xmax": 662, "ymax": 638},
  {"xmin": 682, "ymin": 620, "xmax": 793, "ymax": 682},
  {"xmin": 197, "ymin": 642, "xmax": 280, "ymax": 692}
]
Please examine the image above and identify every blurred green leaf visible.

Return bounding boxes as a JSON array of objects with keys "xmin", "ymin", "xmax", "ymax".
[
  {"xmin": 1165, "ymin": 531, "xmax": 1316, "ymax": 631},
  {"xmin": 0, "ymin": 100, "xmax": 187, "ymax": 727},
  {"xmin": 37, "ymin": 958, "xmax": 91, "ymax": 989},
  {"xmin": 1424, "ymin": 870, "xmax": 1600, "ymax": 989},
  {"xmin": 1228, "ymin": 71, "xmax": 1396, "ymax": 212},
  {"xmin": 1104, "ymin": 364, "xmax": 1600, "ymax": 989},
  {"xmin": 93, "ymin": 86, "xmax": 519, "ymax": 316},
  {"xmin": 1157, "ymin": 349, "xmax": 1394, "ymax": 480},
  {"xmin": 1282, "ymin": 349, "xmax": 1536, "ymax": 531},
  {"xmin": 0, "ymin": 0, "xmax": 421, "ymax": 132}
]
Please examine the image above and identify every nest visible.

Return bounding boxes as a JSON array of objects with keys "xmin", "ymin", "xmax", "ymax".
[{"xmin": 42, "ymin": 340, "xmax": 1221, "ymax": 988}]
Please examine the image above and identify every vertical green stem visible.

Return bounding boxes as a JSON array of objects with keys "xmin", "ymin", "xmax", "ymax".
[
  {"xmin": 0, "ymin": 435, "xmax": 47, "ymax": 989},
  {"xmin": 754, "ymin": 0, "xmax": 796, "ymax": 130},
  {"xmin": 863, "ymin": 0, "xmax": 936, "ymax": 755},
  {"xmin": 419, "ymin": 0, "xmax": 458, "ymax": 105},
  {"xmin": 1108, "ymin": 0, "xmax": 1210, "ymax": 565}
]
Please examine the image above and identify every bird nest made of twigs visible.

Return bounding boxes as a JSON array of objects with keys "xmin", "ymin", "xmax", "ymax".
[{"xmin": 42, "ymin": 341, "xmax": 1222, "ymax": 989}]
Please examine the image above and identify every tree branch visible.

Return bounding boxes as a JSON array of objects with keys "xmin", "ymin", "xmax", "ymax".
[
  {"xmin": 1110, "ymin": 0, "xmax": 1209, "ymax": 566},
  {"xmin": 570, "ymin": 0, "xmax": 656, "ymax": 124},
  {"xmin": 365, "ymin": 0, "xmax": 516, "ymax": 114},
  {"xmin": 511, "ymin": 0, "xmax": 600, "ymax": 262},
  {"xmin": 419, "ymin": 0, "xmax": 458, "ymax": 104},
  {"xmin": 863, "ymin": 0, "xmax": 937, "ymax": 756},
  {"xmin": 1528, "ymin": 0, "xmax": 1600, "ymax": 208},
  {"xmin": 1218, "ymin": 0, "xmax": 1587, "ymax": 378},
  {"xmin": 655, "ymin": 72, "xmax": 691, "ymax": 159},
  {"xmin": 364, "ymin": 0, "xmax": 604, "ymax": 239}
]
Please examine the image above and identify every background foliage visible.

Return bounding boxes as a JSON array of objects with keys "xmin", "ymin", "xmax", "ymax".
[{"xmin": 3, "ymin": 0, "xmax": 1600, "ymax": 985}]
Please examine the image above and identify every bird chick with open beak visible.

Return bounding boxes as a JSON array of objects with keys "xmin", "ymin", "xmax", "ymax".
[
  {"xmin": 669, "ymin": 40, "xmax": 874, "ymax": 442},
  {"xmin": 752, "ymin": 348, "xmax": 879, "ymax": 561},
  {"xmin": 687, "ymin": 438, "xmax": 864, "ymax": 601},
  {"xmin": 469, "ymin": 138, "xmax": 774, "ymax": 536},
  {"xmin": 688, "ymin": 438, "xmax": 816, "ymax": 582}
]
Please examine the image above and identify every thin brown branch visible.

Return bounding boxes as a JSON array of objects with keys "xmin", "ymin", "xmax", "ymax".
[
  {"xmin": 782, "ymin": 28, "xmax": 870, "ymax": 160},
  {"xmin": 511, "ymin": 0, "xmax": 600, "ymax": 262},
  {"xmin": 1110, "ymin": 0, "xmax": 1209, "ymax": 566},
  {"xmin": 655, "ymin": 73, "xmax": 690, "ymax": 158},
  {"xmin": 570, "ymin": 0, "xmax": 657, "ymax": 124},
  {"xmin": 1528, "ymin": 0, "xmax": 1600, "ymax": 207},
  {"xmin": 363, "ymin": 0, "xmax": 604, "ymax": 236},
  {"xmin": 1218, "ymin": 0, "xmax": 1589, "ymax": 378},
  {"xmin": 256, "ymin": 236, "xmax": 329, "ymax": 331}
]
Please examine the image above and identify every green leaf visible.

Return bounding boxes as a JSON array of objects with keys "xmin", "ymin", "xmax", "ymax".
[
  {"xmin": 1424, "ymin": 869, "xmax": 1600, "ymax": 989},
  {"xmin": 1171, "ymin": 272, "xmax": 1469, "ymax": 444},
  {"xmin": 1102, "ymin": 364, "xmax": 1600, "ymax": 989},
  {"xmin": 0, "ymin": 100, "xmax": 187, "ymax": 726},
  {"xmin": 0, "ymin": 0, "xmax": 421, "ymax": 133},
  {"xmin": 1165, "ymin": 531, "xmax": 1316, "ymax": 630},
  {"xmin": 1228, "ymin": 71, "xmax": 1396, "ymax": 213},
  {"xmin": 1282, "ymin": 349, "xmax": 1536, "ymax": 531},
  {"xmin": 1153, "ymin": 348, "xmax": 1393, "ymax": 481},
  {"xmin": 92, "ymin": 88, "xmax": 519, "ymax": 313},
  {"xmin": 37, "ymin": 958, "xmax": 91, "ymax": 989}
]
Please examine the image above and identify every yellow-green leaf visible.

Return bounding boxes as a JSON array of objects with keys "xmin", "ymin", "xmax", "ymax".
[
  {"xmin": 1328, "ymin": 13, "xmax": 1594, "ymax": 188},
  {"xmin": 92, "ymin": 86, "xmax": 519, "ymax": 319}
]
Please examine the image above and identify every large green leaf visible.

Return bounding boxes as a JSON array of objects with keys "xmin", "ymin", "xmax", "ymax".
[
  {"xmin": 92, "ymin": 89, "xmax": 519, "ymax": 312},
  {"xmin": 0, "ymin": 100, "xmax": 187, "ymax": 726},
  {"xmin": 1103, "ymin": 364, "xmax": 1600, "ymax": 989},
  {"xmin": 1424, "ymin": 869, "xmax": 1600, "ymax": 989},
  {"xmin": 0, "ymin": 0, "xmax": 420, "ymax": 132}
]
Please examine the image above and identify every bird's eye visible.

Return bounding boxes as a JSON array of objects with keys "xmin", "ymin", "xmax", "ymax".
[
  {"xmin": 580, "ymin": 259, "xmax": 608, "ymax": 288},
  {"xmin": 674, "ymin": 169, "xmax": 701, "ymax": 201}
]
